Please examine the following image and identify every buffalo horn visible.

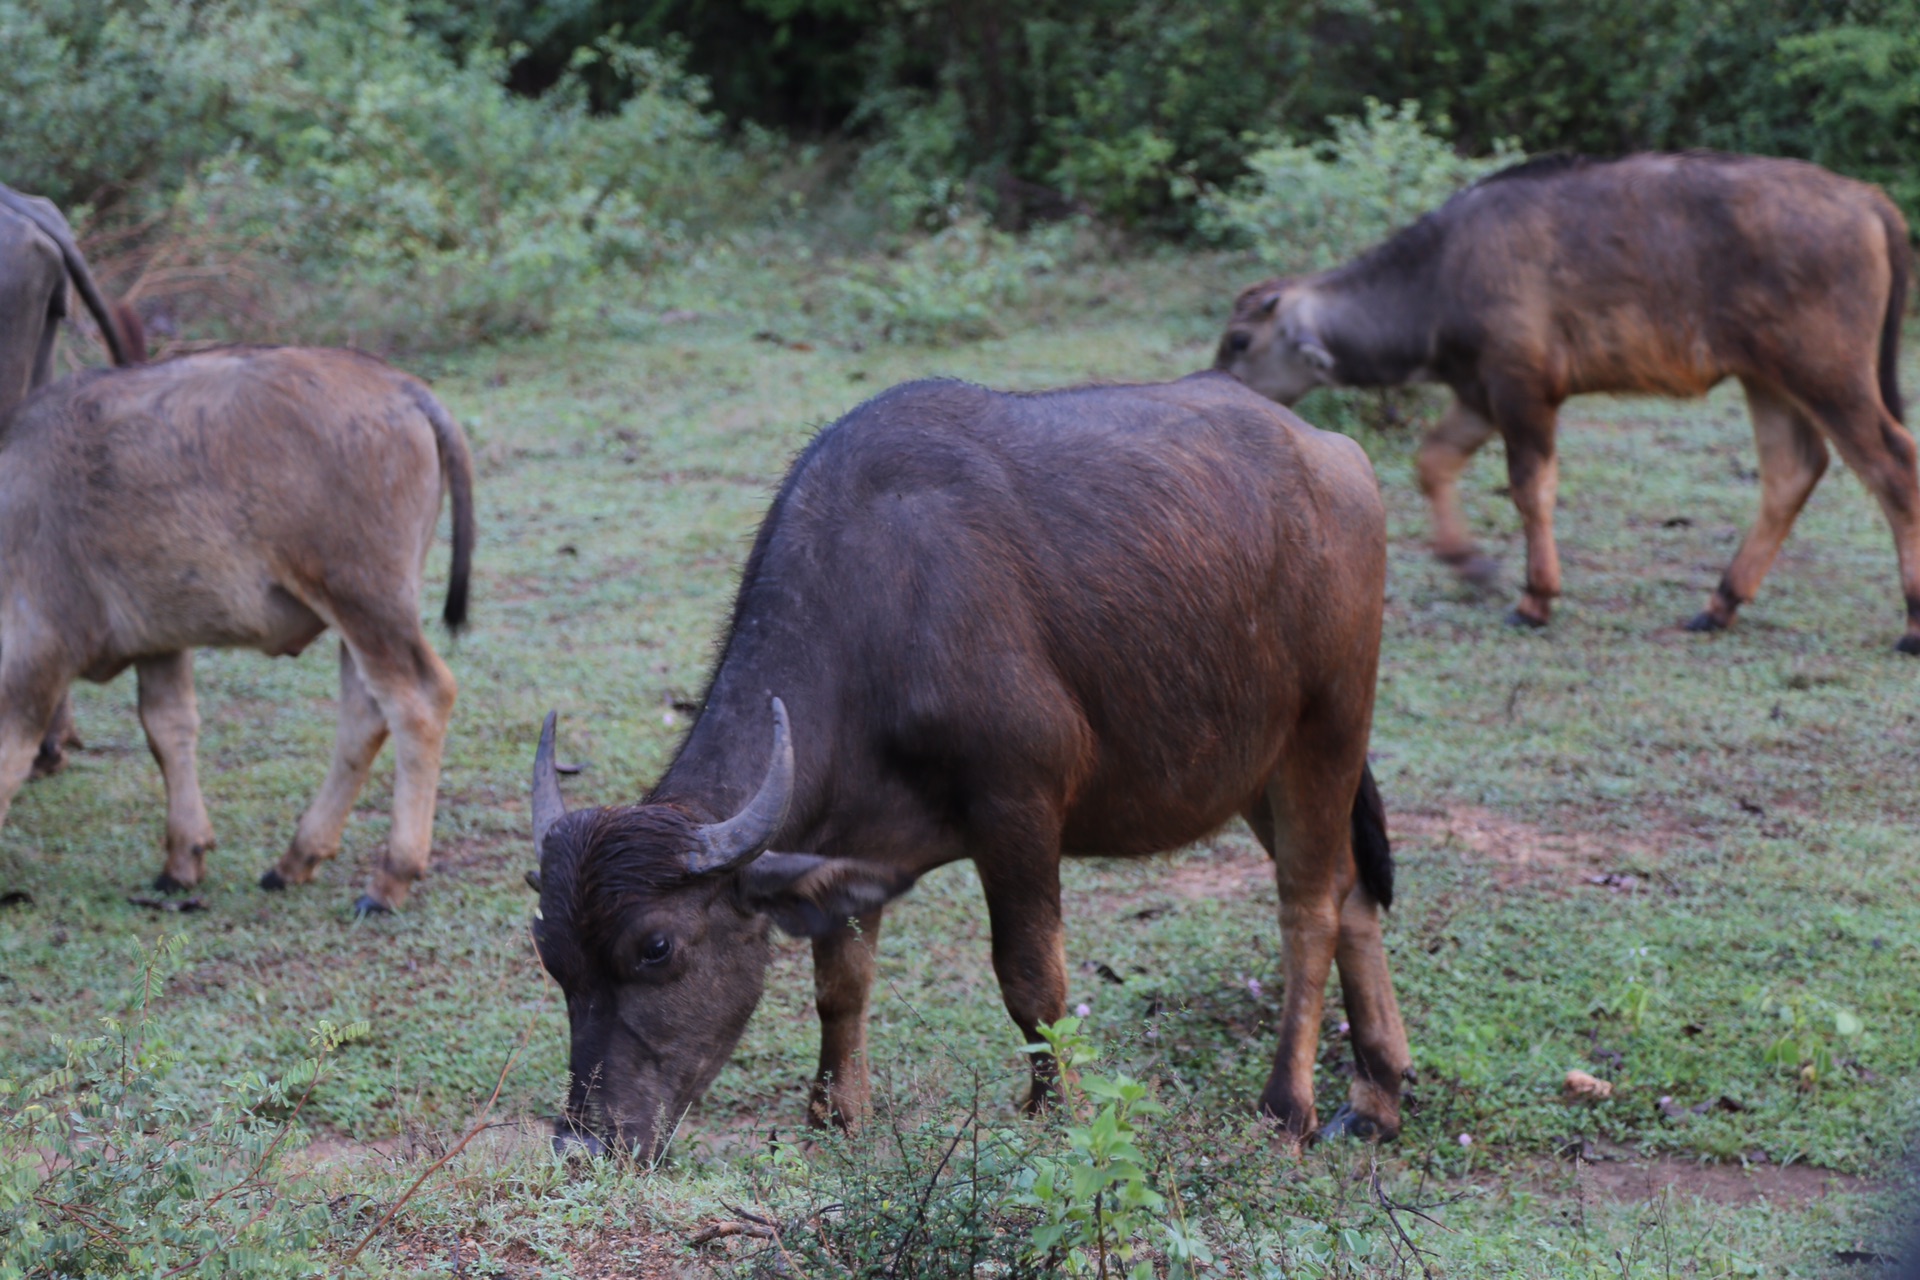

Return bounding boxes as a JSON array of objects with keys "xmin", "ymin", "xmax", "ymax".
[
  {"xmin": 531, "ymin": 711, "xmax": 568, "ymax": 855},
  {"xmin": 689, "ymin": 697, "xmax": 794, "ymax": 875}
]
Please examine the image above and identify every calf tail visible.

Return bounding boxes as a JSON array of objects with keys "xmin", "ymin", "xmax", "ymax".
[
  {"xmin": 0, "ymin": 183, "xmax": 144, "ymax": 367},
  {"xmin": 406, "ymin": 382, "xmax": 475, "ymax": 633},
  {"xmin": 1351, "ymin": 761, "xmax": 1393, "ymax": 910},
  {"xmin": 1877, "ymin": 197, "xmax": 1909, "ymax": 425}
]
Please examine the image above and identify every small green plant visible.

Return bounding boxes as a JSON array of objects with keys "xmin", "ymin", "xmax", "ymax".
[
  {"xmin": 1022, "ymin": 1016, "xmax": 1187, "ymax": 1280},
  {"xmin": 0, "ymin": 936, "xmax": 364, "ymax": 1280},
  {"xmin": 1756, "ymin": 991, "xmax": 1865, "ymax": 1087},
  {"xmin": 828, "ymin": 217, "xmax": 1054, "ymax": 345},
  {"xmin": 1593, "ymin": 945, "xmax": 1667, "ymax": 1032}
]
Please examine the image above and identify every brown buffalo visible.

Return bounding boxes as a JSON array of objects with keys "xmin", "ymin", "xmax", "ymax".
[
  {"xmin": 1215, "ymin": 152, "xmax": 1917, "ymax": 650},
  {"xmin": 529, "ymin": 373, "xmax": 1409, "ymax": 1160},
  {"xmin": 0, "ymin": 184, "xmax": 148, "ymax": 774},
  {"xmin": 0, "ymin": 346, "xmax": 474, "ymax": 913}
]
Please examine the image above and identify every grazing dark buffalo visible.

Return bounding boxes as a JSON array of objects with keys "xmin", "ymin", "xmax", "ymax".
[
  {"xmin": 529, "ymin": 373, "xmax": 1409, "ymax": 1160},
  {"xmin": 0, "ymin": 347, "xmax": 474, "ymax": 913},
  {"xmin": 1215, "ymin": 152, "xmax": 1918, "ymax": 650},
  {"xmin": 1, "ymin": 184, "xmax": 148, "ymax": 774}
]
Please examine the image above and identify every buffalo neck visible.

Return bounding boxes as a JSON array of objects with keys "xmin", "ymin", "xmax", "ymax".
[{"xmin": 1310, "ymin": 220, "xmax": 1445, "ymax": 388}]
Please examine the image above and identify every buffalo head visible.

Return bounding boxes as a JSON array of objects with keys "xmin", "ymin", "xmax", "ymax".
[
  {"xmin": 1214, "ymin": 278, "xmax": 1336, "ymax": 404},
  {"xmin": 527, "ymin": 701, "xmax": 907, "ymax": 1160}
]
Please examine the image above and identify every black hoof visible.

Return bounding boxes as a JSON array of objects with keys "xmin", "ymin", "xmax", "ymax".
[
  {"xmin": 1504, "ymin": 607, "xmax": 1548, "ymax": 630},
  {"xmin": 153, "ymin": 872, "xmax": 191, "ymax": 893},
  {"xmin": 29, "ymin": 748, "xmax": 66, "ymax": 780},
  {"xmin": 1456, "ymin": 554, "xmax": 1501, "ymax": 590},
  {"xmin": 1684, "ymin": 611, "xmax": 1727, "ymax": 633},
  {"xmin": 352, "ymin": 894, "xmax": 391, "ymax": 917},
  {"xmin": 1315, "ymin": 1103, "xmax": 1388, "ymax": 1143},
  {"xmin": 552, "ymin": 1129, "xmax": 609, "ymax": 1159},
  {"xmin": 1896, "ymin": 633, "xmax": 1920, "ymax": 656},
  {"xmin": 258, "ymin": 869, "xmax": 288, "ymax": 892}
]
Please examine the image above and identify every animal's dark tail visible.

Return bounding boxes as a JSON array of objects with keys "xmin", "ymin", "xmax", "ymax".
[
  {"xmin": 0, "ymin": 183, "xmax": 144, "ymax": 367},
  {"xmin": 1877, "ymin": 197, "xmax": 1909, "ymax": 425},
  {"xmin": 406, "ymin": 383, "xmax": 475, "ymax": 633},
  {"xmin": 1351, "ymin": 761, "xmax": 1393, "ymax": 910}
]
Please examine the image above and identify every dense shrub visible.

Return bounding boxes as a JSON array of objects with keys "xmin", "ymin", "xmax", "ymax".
[{"xmin": 0, "ymin": 0, "xmax": 760, "ymax": 348}]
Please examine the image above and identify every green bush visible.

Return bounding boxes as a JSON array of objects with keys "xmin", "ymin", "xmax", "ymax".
[
  {"xmin": 1201, "ymin": 100, "xmax": 1518, "ymax": 273},
  {"xmin": 826, "ymin": 217, "xmax": 1054, "ymax": 346},
  {"xmin": 0, "ymin": 938, "xmax": 359, "ymax": 1280}
]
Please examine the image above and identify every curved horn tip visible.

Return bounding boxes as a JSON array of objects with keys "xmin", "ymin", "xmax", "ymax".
[{"xmin": 531, "ymin": 710, "xmax": 568, "ymax": 852}]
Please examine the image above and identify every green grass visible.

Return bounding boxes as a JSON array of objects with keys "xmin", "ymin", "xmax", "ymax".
[{"xmin": 2, "ymin": 237, "xmax": 1917, "ymax": 1276}]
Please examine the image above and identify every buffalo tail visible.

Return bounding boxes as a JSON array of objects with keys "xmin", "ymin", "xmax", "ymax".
[
  {"xmin": 1350, "ymin": 761, "xmax": 1393, "ymax": 910},
  {"xmin": 1878, "ymin": 198, "xmax": 1909, "ymax": 425},
  {"xmin": 406, "ymin": 382, "xmax": 476, "ymax": 632}
]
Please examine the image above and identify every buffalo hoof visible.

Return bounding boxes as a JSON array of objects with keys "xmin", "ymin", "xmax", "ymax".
[
  {"xmin": 258, "ymin": 869, "xmax": 288, "ymax": 892},
  {"xmin": 1455, "ymin": 554, "xmax": 1501, "ymax": 591},
  {"xmin": 1896, "ymin": 633, "xmax": 1920, "ymax": 656},
  {"xmin": 1314, "ymin": 1102, "xmax": 1392, "ymax": 1144},
  {"xmin": 1504, "ymin": 607, "xmax": 1548, "ymax": 630},
  {"xmin": 29, "ymin": 746, "xmax": 67, "ymax": 781},
  {"xmin": 553, "ymin": 1129, "xmax": 609, "ymax": 1159},
  {"xmin": 153, "ymin": 872, "xmax": 193, "ymax": 894},
  {"xmin": 1684, "ymin": 611, "xmax": 1727, "ymax": 633},
  {"xmin": 351, "ymin": 894, "xmax": 391, "ymax": 917}
]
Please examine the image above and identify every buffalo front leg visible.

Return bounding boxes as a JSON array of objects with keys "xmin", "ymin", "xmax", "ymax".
[
  {"xmin": 1416, "ymin": 399, "xmax": 1499, "ymax": 586},
  {"xmin": 976, "ymin": 850, "xmax": 1069, "ymax": 1112},
  {"xmin": 0, "ymin": 642, "xmax": 71, "ymax": 835},
  {"xmin": 809, "ymin": 909, "xmax": 884, "ymax": 1129},
  {"xmin": 267, "ymin": 642, "xmax": 388, "ymax": 894},
  {"xmin": 1689, "ymin": 380, "xmax": 1830, "ymax": 633},
  {"xmin": 341, "ymin": 629, "xmax": 456, "ymax": 913},
  {"xmin": 137, "ymin": 653, "xmax": 217, "ymax": 892}
]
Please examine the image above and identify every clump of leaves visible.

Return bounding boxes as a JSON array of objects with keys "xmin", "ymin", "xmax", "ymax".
[
  {"xmin": 0, "ymin": 936, "xmax": 365, "ymax": 1279},
  {"xmin": 1755, "ymin": 990, "xmax": 1866, "ymax": 1088},
  {"xmin": 827, "ymin": 216, "xmax": 1054, "ymax": 345}
]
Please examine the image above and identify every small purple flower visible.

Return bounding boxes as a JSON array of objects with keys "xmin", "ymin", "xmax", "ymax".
[
  {"xmin": 1074, "ymin": 1003, "xmax": 1091, "ymax": 1018},
  {"xmin": 1246, "ymin": 978, "xmax": 1263, "ymax": 997},
  {"xmin": 1457, "ymin": 1133, "xmax": 1473, "ymax": 1148}
]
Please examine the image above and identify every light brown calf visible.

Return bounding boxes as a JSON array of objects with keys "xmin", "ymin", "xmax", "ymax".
[{"xmin": 0, "ymin": 346, "xmax": 474, "ymax": 912}]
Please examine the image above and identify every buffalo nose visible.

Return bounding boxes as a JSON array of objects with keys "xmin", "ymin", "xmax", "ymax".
[{"xmin": 552, "ymin": 1126, "xmax": 608, "ymax": 1158}]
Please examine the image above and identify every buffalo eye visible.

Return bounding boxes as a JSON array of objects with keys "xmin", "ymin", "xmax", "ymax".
[
  {"xmin": 1225, "ymin": 331, "xmax": 1251, "ymax": 355},
  {"xmin": 636, "ymin": 934, "xmax": 672, "ymax": 968}
]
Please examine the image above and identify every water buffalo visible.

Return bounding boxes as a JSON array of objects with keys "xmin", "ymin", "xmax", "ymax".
[
  {"xmin": 1215, "ymin": 152, "xmax": 1918, "ymax": 650},
  {"xmin": 0, "ymin": 346, "xmax": 474, "ymax": 913},
  {"xmin": 1, "ymin": 184, "xmax": 148, "ymax": 774},
  {"xmin": 528, "ymin": 373, "xmax": 1409, "ymax": 1159}
]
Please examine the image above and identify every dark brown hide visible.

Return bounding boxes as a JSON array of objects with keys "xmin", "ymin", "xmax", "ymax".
[
  {"xmin": 0, "ymin": 347, "xmax": 474, "ymax": 911},
  {"xmin": 532, "ymin": 373, "xmax": 1407, "ymax": 1159},
  {"xmin": 1215, "ymin": 152, "xmax": 1918, "ymax": 649}
]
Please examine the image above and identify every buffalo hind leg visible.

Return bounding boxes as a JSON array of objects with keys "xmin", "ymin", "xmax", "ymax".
[
  {"xmin": 1689, "ymin": 381, "xmax": 1830, "ymax": 633},
  {"xmin": 1799, "ymin": 381, "xmax": 1920, "ymax": 652},
  {"xmin": 1247, "ymin": 749, "xmax": 1408, "ymax": 1144},
  {"xmin": 0, "ymin": 642, "xmax": 71, "ymax": 836},
  {"xmin": 1497, "ymin": 399, "xmax": 1564, "ymax": 627},
  {"xmin": 267, "ymin": 642, "xmax": 388, "ymax": 894},
  {"xmin": 137, "ymin": 652, "xmax": 217, "ymax": 891},
  {"xmin": 976, "ymin": 843, "xmax": 1069, "ymax": 1112},
  {"xmin": 337, "ymin": 623, "xmax": 456, "ymax": 912},
  {"xmin": 1417, "ymin": 399, "xmax": 1500, "ymax": 587},
  {"xmin": 31, "ymin": 694, "xmax": 82, "ymax": 779},
  {"xmin": 809, "ymin": 908, "xmax": 884, "ymax": 1129}
]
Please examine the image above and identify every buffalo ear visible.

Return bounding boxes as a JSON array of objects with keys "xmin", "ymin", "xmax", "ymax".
[{"xmin": 736, "ymin": 852, "xmax": 916, "ymax": 938}]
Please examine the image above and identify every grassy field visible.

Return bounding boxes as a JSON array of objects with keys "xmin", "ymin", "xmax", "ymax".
[{"xmin": 3, "ymin": 237, "xmax": 1918, "ymax": 1277}]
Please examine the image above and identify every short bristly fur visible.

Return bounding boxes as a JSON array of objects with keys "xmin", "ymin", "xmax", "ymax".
[
  {"xmin": 0, "ymin": 346, "xmax": 475, "ymax": 912},
  {"xmin": 1215, "ymin": 151, "xmax": 1919, "ymax": 650},
  {"xmin": 531, "ymin": 372, "xmax": 1408, "ymax": 1161}
]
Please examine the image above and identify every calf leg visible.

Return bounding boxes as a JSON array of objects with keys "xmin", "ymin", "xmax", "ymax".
[
  {"xmin": 335, "ymin": 625, "xmax": 456, "ymax": 912},
  {"xmin": 136, "ymin": 653, "xmax": 216, "ymax": 891},
  {"xmin": 1799, "ymin": 382, "xmax": 1920, "ymax": 652},
  {"xmin": 266, "ymin": 642, "xmax": 387, "ymax": 892},
  {"xmin": 1417, "ymin": 399, "xmax": 1500, "ymax": 585},
  {"xmin": 975, "ymin": 849, "xmax": 1069, "ymax": 1112},
  {"xmin": 0, "ymin": 643, "xmax": 72, "ymax": 835},
  {"xmin": 809, "ymin": 909, "xmax": 884, "ymax": 1129},
  {"xmin": 1689, "ymin": 380, "xmax": 1830, "ymax": 633},
  {"xmin": 1328, "ymin": 881, "xmax": 1411, "ymax": 1139},
  {"xmin": 1497, "ymin": 402, "xmax": 1564, "ymax": 627}
]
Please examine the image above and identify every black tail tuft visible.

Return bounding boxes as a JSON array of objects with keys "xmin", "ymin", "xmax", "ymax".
[
  {"xmin": 1351, "ymin": 761, "xmax": 1393, "ymax": 910},
  {"xmin": 404, "ymin": 382, "xmax": 475, "ymax": 634},
  {"xmin": 1877, "ymin": 200, "xmax": 1909, "ymax": 425}
]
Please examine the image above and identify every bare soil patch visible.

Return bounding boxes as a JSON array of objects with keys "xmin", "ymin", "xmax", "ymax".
[
  {"xmin": 1396, "ymin": 805, "xmax": 1663, "ymax": 889},
  {"xmin": 1509, "ymin": 1147, "xmax": 1876, "ymax": 1207}
]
